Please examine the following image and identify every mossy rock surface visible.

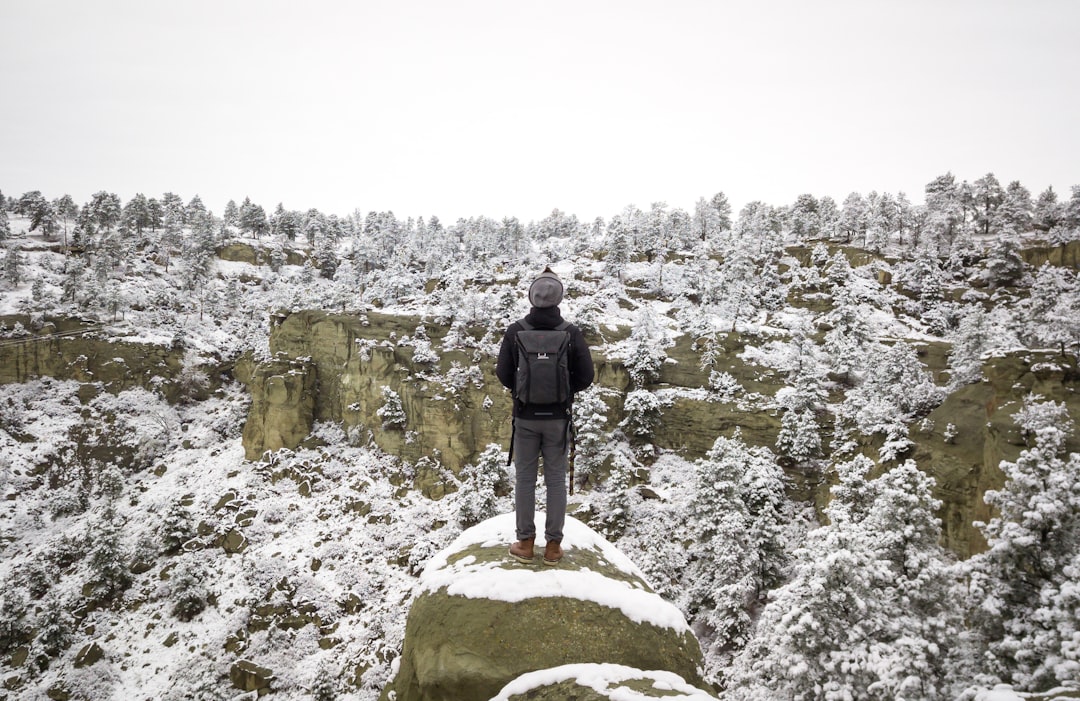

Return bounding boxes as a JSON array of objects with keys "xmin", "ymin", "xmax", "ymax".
[{"xmin": 381, "ymin": 514, "xmax": 704, "ymax": 701}]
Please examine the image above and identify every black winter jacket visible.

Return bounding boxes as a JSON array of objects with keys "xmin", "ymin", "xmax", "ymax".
[{"xmin": 496, "ymin": 306, "xmax": 594, "ymax": 419}]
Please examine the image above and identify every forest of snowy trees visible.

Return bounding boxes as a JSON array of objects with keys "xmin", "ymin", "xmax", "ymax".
[{"xmin": 1, "ymin": 172, "xmax": 1079, "ymax": 700}]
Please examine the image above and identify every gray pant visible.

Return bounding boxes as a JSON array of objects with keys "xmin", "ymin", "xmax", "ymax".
[{"xmin": 513, "ymin": 418, "xmax": 569, "ymax": 543}]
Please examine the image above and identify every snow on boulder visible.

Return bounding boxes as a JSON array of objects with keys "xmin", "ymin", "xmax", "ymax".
[
  {"xmin": 490, "ymin": 663, "xmax": 718, "ymax": 700},
  {"xmin": 380, "ymin": 513, "xmax": 708, "ymax": 701}
]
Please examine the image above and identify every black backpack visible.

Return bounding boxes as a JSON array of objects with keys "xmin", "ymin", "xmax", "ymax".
[{"xmin": 514, "ymin": 319, "xmax": 572, "ymax": 407}]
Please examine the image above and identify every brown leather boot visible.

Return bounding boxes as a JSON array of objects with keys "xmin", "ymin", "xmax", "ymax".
[
  {"xmin": 543, "ymin": 540, "xmax": 563, "ymax": 565},
  {"xmin": 509, "ymin": 537, "xmax": 535, "ymax": 563}
]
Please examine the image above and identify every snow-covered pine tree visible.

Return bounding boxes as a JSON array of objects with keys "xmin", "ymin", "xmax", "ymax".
[
  {"xmin": 32, "ymin": 591, "xmax": 74, "ymax": 664},
  {"xmin": 836, "ymin": 340, "xmax": 944, "ymax": 460},
  {"xmin": 158, "ymin": 498, "xmax": 197, "ymax": 555},
  {"xmin": 775, "ymin": 368, "xmax": 827, "ymax": 464},
  {"xmin": 965, "ymin": 396, "xmax": 1080, "ymax": 691},
  {"xmin": 947, "ymin": 304, "xmax": 991, "ymax": 387},
  {"xmin": 86, "ymin": 504, "xmax": 132, "ymax": 605},
  {"xmin": 570, "ymin": 385, "xmax": 611, "ymax": 489},
  {"xmin": 618, "ymin": 389, "xmax": 662, "ymax": 440},
  {"xmin": 727, "ymin": 456, "xmax": 963, "ymax": 700},
  {"xmin": 376, "ymin": 386, "xmax": 407, "ymax": 430},
  {"xmin": 407, "ymin": 324, "xmax": 439, "ymax": 365},
  {"xmin": 592, "ymin": 449, "xmax": 636, "ymax": 540},
  {"xmin": 681, "ymin": 433, "xmax": 790, "ymax": 678},
  {"xmin": 623, "ymin": 304, "xmax": 670, "ymax": 388}
]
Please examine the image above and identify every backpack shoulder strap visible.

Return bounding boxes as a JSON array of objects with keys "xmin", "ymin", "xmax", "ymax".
[
  {"xmin": 518, "ymin": 318, "xmax": 533, "ymax": 331},
  {"xmin": 554, "ymin": 320, "xmax": 570, "ymax": 331}
]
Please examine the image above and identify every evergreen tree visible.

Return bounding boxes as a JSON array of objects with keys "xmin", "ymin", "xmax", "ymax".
[
  {"xmin": 85, "ymin": 191, "xmax": 123, "ymax": 233},
  {"xmin": 122, "ymin": 193, "xmax": 152, "ymax": 237},
  {"xmin": 683, "ymin": 434, "xmax": 789, "ymax": 674},
  {"xmin": 2, "ymin": 240, "xmax": 24, "ymax": 285},
  {"xmin": 310, "ymin": 662, "xmax": 339, "ymax": 701},
  {"xmin": 623, "ymin": 304, "xmax": 670, "ymax": 387},
  {"xmin": 376, "ymin": 386, "xmax": 407, "ymax": 430},
  {"xmin": 86, "ymin": 504, "xmax": 132, "ymax": 604},
  {"xmin": 982, "ymin": 235, "xmax": 1026, "ymax": 287},
  {"xmin": 220, "ymin": 199, "xmax": 238, "ymax": 232},
  {"xmin": 728, "ymin": 457, "xmax": 962, "ymax": 700},
  {"xmin": 838, "ymin": 191, "xmax": 870, "ymax": 243},
  {"xmin": 603, "ymin": 216, "xmax": 631, "ymax": 281},
  {"xmin": 618, "ymin": 389, "xmax": 662, "ymax": 439},
  {"xmin": 837, "ymin": 341, "xmax": 943, "ymax": 460},
  {"xmin": 948, "ymin": 305, "xmax": 991, "ymax": 387},
  {"xmin": 571, "ymin": 385, "xmax": 611, "ymax": 489},
  {"xmin": 775, "ymin": 368, "xmax": 827, "ymax": 464},
  {"xmin": 1033, "ymin": 186, "xmax": 1060, "ymax": 232},
  {"xmin": 993, "ymin": 180, "xmax": 1034, "ymax": 236},
  {"xmin": 710, "ymin": 191, "xmax": 733, "ymax": 232},
  {"xmin": 972, "ymin": 172, "xmax": 1005, "ymax": 237},
  {"xmin": 239, "ymin": 197, "xmax": 268, "ymax": 238},
  {"xmin": 159, "ymin": 498, "xmax": 196, "ymax": 555},
  {"xmin": 966, "ymin": 397, "xmax": 1080, "ymax": 690},
  {"xmin": 924, "ymin": 172, "xmax": 965, "ymax": 254},
  {"xmin": 33, "ymin": 592, "xmax": 74, "ymax": 661}
]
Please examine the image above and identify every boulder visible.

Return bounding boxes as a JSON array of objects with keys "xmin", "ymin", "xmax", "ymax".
[
  {"xmin": 490, "ymin": 664, "xmax": 719, "ymax": 701},
  {"xmin": 380, "ymin": 514, "xmax": 706, "ymax": 701},
  {"xmin": 73, "ymin": 641, "xmax": 104, "ymax": 668},
  {"xmin": 230, "ymin": 659, "xmax": 274, "ymax": 695}
]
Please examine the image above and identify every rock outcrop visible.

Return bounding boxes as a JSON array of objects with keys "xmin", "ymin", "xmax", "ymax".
[
  {"xmin": 489, "ymin": 664, "xmax": 719, "ymax": 701},
  {"xmin": 380, "ymin": 513, "xmax": 710, "ymax": 701}
]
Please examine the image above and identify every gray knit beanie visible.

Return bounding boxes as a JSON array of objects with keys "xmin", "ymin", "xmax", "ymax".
[{"xmin": 528, "ymin": 267, "xmax": 564, "ymax": 308}]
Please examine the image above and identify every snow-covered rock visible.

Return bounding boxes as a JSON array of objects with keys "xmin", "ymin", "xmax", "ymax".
[{"xmin": 380, "ymin": 513, "xmax": 708, "ymax": 701}]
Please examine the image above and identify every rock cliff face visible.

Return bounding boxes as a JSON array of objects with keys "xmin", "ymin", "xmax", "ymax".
[
  {"xmin": 380, "ymin": 514, "xmax": 713, "ymax": 701},
  {"xmin": 241, "ymin": 310, "xmax": 787, "ymax": 471},
  {"xmin": 240, "ymin": 309, "xmax": 1080, "ymax": 558},
  {"xmin": 912, "ymin": 352, "xmax": 1080, "ymax": 555},
  {"xmin": 0, "ymin": 314, "xmax": 210, "ymax": 404}
]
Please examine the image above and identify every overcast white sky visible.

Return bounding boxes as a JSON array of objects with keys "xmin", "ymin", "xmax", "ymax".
[{"xmin": 1, "ymin": 0, "xmax": 1077, "ymax": 223}]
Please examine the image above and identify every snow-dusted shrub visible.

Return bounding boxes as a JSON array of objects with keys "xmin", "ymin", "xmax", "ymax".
[
  {"xmin": 310, "ymin": 661, "xmax": 340, "ymax": 701},
  {"xmin": 406, "ymin": 324, "xmax": 439, "ymax": 365},
  {"xmin": 455, "ymin": 443, "xmax": 510, "ymax": 528},
  {"xmin": 169, "ymin": 558, "xmax": 212, "ymax": 621},
  {"xmin": 0, "ymin": 590, "xmax": 31, "ymax": 656},
  {"xmin": 707, "ymin": 370, "xmax": 742, "ymax": 401},
  {"xmin": 592, "ymin": 450, "xmax": 636, "ymax": 540}
]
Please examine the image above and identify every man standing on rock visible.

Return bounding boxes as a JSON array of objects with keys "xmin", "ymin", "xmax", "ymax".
[{"xmin": 497, "ymin": 267, "xmax": 594, "ymax": 565}]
